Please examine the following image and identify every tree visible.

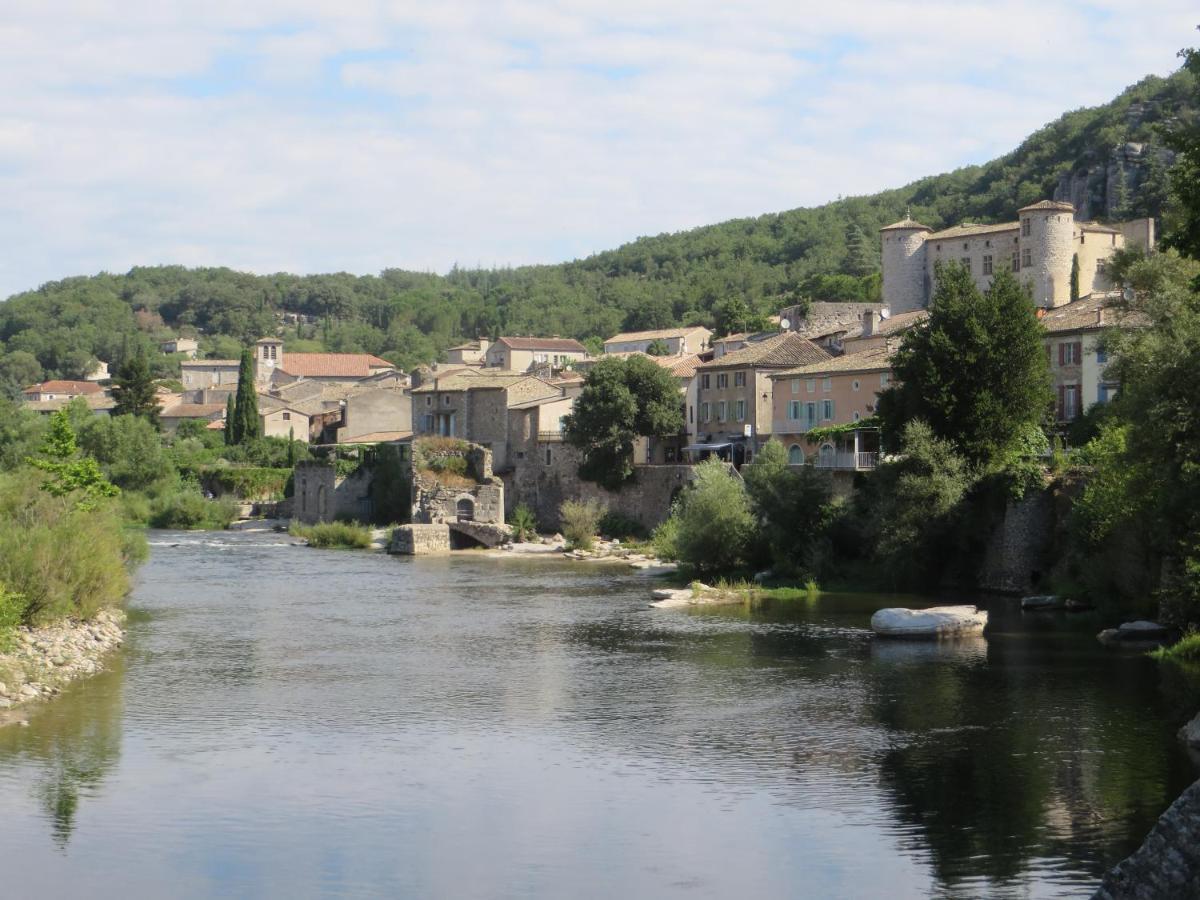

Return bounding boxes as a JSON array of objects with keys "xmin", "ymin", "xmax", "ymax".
[
  {"xmin": 229, "ymin": 349, "xmax": 261, "ymax": 445},
  {"xmin": 77, "ymin": 415, "xmax": 173, "ymax": 491},
  {"xmin": 668, "ymin": 459, "xmax": 754, "ymax": 575},
  {"xmin": 876, "ymin": 263, "xmax": 1051, "ymax": 468},
  {"xmin": 645, "ymin": 339, "xmax": 670, "ymax": 356},
  {"xmin": 1162, "ymin": 41, "xmax": 1200, "ymax": 263},
  {"xmin": 843, "ymin": 223, "xmax": 878, "ymax": 277},
  {"xmin": 26, "ymin": 410, "xmax": 119, "ymax": 510},
  {"xmin": 1070, "ymin": 253, "xmax": 1080, "ymax": 302},
  {"xmin": 110, "ymin": 346, "xmax": 160, "ymax": 428},
  {"xmin": 562, "ymin": 355, "xmax": 683, "ymax": 490},
  {"xmin": 0, "ymin": 350, "xmax": 43, "ymax": 400},
  {"xmin": 224, "ymin": 394, "xmax": 235, "ymax": 445},
  {"xmin": 743, "ymin": 440, "xmax": 834, "ymax": 575}
]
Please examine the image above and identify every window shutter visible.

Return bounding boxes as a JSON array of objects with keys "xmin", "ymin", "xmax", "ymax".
[
  {"xmin": 1057, "ymin": 385, "xmax": 1065, "ymax": 419},
  {"xmin": 1058, "ymin": 344, "xmax": 1065, "ymax": 366},
  {"xmin": 1073, "ymin": 342, "xmax": 1082, "ymax": 364}
]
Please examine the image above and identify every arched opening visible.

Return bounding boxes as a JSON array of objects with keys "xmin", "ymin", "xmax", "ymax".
[
  {"xmin": 316, "ymin": 483, "xmax": 328, "ymax": 520},
  {"xmin": 788, "ymin": 444, "xmax": 804, "ymax": 465},
  {"xmin": 819, "ymin": 443, "xmax": 835, "ymax": 468},
  {"xmin": 456, "ymin": 497, "xmax": 475, "ymax": 522}
]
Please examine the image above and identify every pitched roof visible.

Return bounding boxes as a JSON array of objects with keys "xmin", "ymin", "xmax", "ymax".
[
  {"xmin": 697, "ymin": 332, "xmax": 831, "ymax": 370},
  {"xmin": 925, "ymin": 221, "xmax": 1020, "ymax": 241},
  {"xmin": 182, "ymin": 359, "xmax": 239, "ymax": 367},
  {"xmin": 880, "ymin": 217, "xmax": 932, "ymax": 232},
  {"xmin": 604, "ymin": 326, "xmax": 710, "ymax": 344},
  {"xmin": 1019, "ymin": 200, "xmax": 1075, "ymax": 213},
  {"xmin": 772, "ymin": 345, "xmax": 892, "ymax": 378},
  {"xmin": 495, "ymin": 336, "xmax": 588, "ymax": 353},
  {"xmin": 411, "ymin": 370, "xmax": 535, "ymax": 393},
  {"xmin": 161, "ymin": 403, "xmax": 226, "ymax": 419},
  {"xmin": 280, "ymin": 353, "xmax": 393, "ymax": 378},
  {"xmin": 1040, "ymin": 294, "xmax": 1141, "ymax": 334},
  {"xmin": 844, "ymin": 309, "xmax": 929, "ymax": 341},
  {"xmin": 657, "ymin": 353, "xmax": 704, "ymax": 379},
  {"xmin": 25, "ymin": 380, "xmax": 103, "ymax": 395}
]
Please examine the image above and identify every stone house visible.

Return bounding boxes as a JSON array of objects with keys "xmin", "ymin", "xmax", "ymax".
[
  {"xmin": 881, "ymin": 200, "xmax": 1156, "ymax": 313},
  {"xmin": 411, "ymin": 370, "xmax": 564, "ymax": 470},
  {"xmin": 603, "ymin": 326, "xmax": 712, "ymax": 357},
  {"xmin": 337, "ymin": 385, "xmax": 413, "ymax": 444},
  {"xmin": 180, "ymin": 359, "xmax": 240, "ymax": 392},
  {"xmin": 689, "ymin": 332, "xmax": 830, "ymax": 465},
  {"xmin": 22, "ymin": 380, "xmax": 103, "ymax": 402},
  {"xmin": 483, "ymin": 337, "xmax": 589, "ymax": 372},
  {"xmin": 1040, "ymin": 294, "xmax": 1128, "ymax": 425},
  {"xmin": 768, "ymin": 345, "xmax": 891, "ymax": 470},
  {"xmin": 445, "ymin": 339, "xmax": 489, "ymax": 366},
  {"xmin": 840, "ymin": 309, "xmax": 928, "ymax": 355},
  {"xmin": 160, "ymin": 337, "xmax": 199, "ymax": 358},
  {"xmin": 253, "ymin": 337, "xmax": 395, "ymax": 387},
  {"xmin": 159, "ymin": 402, "xmax": 227, "ymax": 433}
]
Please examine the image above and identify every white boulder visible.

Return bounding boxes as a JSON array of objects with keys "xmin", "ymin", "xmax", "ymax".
[{"xmin": 871, "ymin": 605, "xmax": 988, "ymax": 639}]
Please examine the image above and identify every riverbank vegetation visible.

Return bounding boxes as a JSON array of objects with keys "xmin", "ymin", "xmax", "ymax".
[{"xmin": 288, "ymin": 520, "xmax": 373, "ymax": 549}]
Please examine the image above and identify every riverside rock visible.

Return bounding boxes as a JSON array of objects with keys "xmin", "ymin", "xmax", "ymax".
[
  {"xmin": 871, "ymin": 606, "xmax": 988, "ymax": 639},
  {"xmin": 1021, "ymin": 595, "xmax": 1065, "ymax": 610}
]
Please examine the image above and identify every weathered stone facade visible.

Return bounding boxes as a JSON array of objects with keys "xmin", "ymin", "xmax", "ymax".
[
  {"xmin": 411, "ymin": 441, "xmax": 505, "ymax": 526},
  {"xmin": 977, "ymin": 490, "xmax": 1056, "ymax": 595},
  {"xmin": 292, "ymin": 461, "xmax": 374, "ymax": 524},
  {"xmin": 390, "ymin": 523, "xmax": 452, "ymax": 555},
  {"xmin": 504, "ymin": 441, "xmax": 694, "ymax": 530}
]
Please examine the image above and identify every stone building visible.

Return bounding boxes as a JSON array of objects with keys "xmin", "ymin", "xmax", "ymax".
[
  {"xmin": 1039, "ymin": 293, "xmax": 1131, "ymax": 425},
  {"xmin": 483, "ymin": 337, "xmax": 589, "ymax": 372},
  {"xmin": 689, "ymin": 332, "xmax": 830, "ymax": 464},
  {"xmin": 603, "ymin": 326, "xmax": 712, "ymax": 357},
  {"xmin": 880, "ymin": 200, "xmax": 1155, "ymax": 312}
]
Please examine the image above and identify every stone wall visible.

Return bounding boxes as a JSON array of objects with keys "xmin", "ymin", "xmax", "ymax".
[
  {"xmin": 504, "ymin": 441, "xmax": 694, "ymax": 530},
  {"xmin": 410, "ymin": 440, "xmax": 504, "ymax": 525},
  {"xmin": 1092, "ymin": 778, "xmax": 1200, "ymax": 899},
  {"xmin": 292, "ymin": 461, "xmax": 374, "ymax": 524},
  {"xmin": 390, "ymin": 523, "xmax": 451, "ymax": 555},
  {"xmin": 977, "ymin": 489, "xmax": 1055, "ymax": 595}
]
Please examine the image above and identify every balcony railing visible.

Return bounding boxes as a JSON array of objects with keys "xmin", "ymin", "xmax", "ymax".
[
  {"xmin": 773, "ymin": 418, "xmax": 814, "ymax": 434},
  {"xmin": 537, "ymin": 431, "xmax": 564, "ymax": 442},
  {"xmin": 814, "ymin": 451, "xmax": 878, "ymax": 471}
]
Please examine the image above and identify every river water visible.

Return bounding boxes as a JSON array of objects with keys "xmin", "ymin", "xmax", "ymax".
[{"xmin": 1, "ymin": 530, "xmax": 1197, "ymax": 899}]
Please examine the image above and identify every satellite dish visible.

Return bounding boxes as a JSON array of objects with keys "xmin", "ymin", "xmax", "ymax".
[{"xmin": 780, "ymin": 318, "xmax": 791, "ymax": 331}]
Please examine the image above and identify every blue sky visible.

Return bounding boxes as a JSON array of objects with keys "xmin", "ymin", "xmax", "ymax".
[{"xmin": 0, "ymin": 1, "xmax": 1194, "ymax": 299}]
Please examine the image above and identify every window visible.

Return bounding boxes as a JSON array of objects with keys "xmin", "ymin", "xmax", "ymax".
[
  {"xmin": 422, "ymin": 414, "xmax": 434, "ymax": 431},
  {"xmin": 880, "ymin": 372, "xmax": 890, "ymax": 387},
  {"xmin": 1059, "ymin": 384, "xmax": 1079, "ymax": 421},
  {"xmin": 1021, "ymin": 218, "xmax": 1031, "ymax": 237},
  {"xmin": 425, "ymin": 397, "xmax": 432, "ymax": 407},
  {"xmin": 701, "ymin": 374, "xmax": 710, "ymax": 390},
  {"xmin": 805, "ymin": 402, "xmax": 817, "ymax": 429},
  {"xmin": 282, "ymin": 412, "xmax": 291, "ymax": 421},
  {"xmin": 701, "ymin": 402, "xmax": 710, "ymax": 422},
  {"xmin": 790, "ymin": 378, "xmax": 799, "ymax": 394},
  {"xmin": 961, "ymin": 257, "xmax": 971, "ymax": 272},
  {"xmin": 788, "ymin": 444, "xmax": 804, "ymax": 465},
  {"xmin": 806, "ymin": 379, "xmax": 815, "ymax": 394},
  {"xmin": 717, "ymin": 373, "xmax": 728, "ymax": 389},
  {"xmin": 734, "ymin": 372, "xmax": 746, "ymax": 387},
  {"xmin": 689, "ymin": 405, "xmax": 694, "ymax": 423},
  {"xmin": 822, "ymin": 377, "xmax": 832, "ymax": 393},
  {"xmin": 982, "ymin": 255, "xmax": 993, "ymax": 275},
  {"xmin": 822, "ymin": 399, "xmax": 834, "ymax": 421},
  {"xmin": 665, "ymin": 447, "xmax": 678, "ymax": 463},
  {"xmin": 962, "ymin": 242, "xmax": 969, "ymax": 251},
  {"xmin": 788, "ymin": 400, "xmax": 801, "ymax": 420},
  {"xmin": 852, "ymin": 380, "xmax": 860, "ymax": 392},
  {"xmin": 1096, "ymin": 259, "xmax": 1108, "ymax": 276},
  {"xmin": 853, "ymin": 411, "xmax": 860, "ymax": 422},
  {"xmin": 735, "ymin": 400, "xmax": 745, "ymax": 421},
  {"xmin": 1011, "ymin": 252, "xmax": 1020, "ymax": 273},
  {"xmin": 717, "ymin": 401, "xmax": 727, "ymax": 422},
  {"xmin": 1096, "ymin": 347, "xmax": 1107, "ymax": 365},
  {"xmin": 1058, "ymin": 342, "xmax": 1082, "ymax": 366},
  {"xmin": 1098, "ymin": 383, "xmax": 1118, "ymax": 404},
  {"xmin": 545, "ymin": 447, "xmax": 553, "ymax": 465},
  {"xmin": 443, "ymin": 395, "xmax": 451, "ymax": 406},
  {"xmin": 1021, "ymin": 248, "xmax": 1032, "ymax": 268}
]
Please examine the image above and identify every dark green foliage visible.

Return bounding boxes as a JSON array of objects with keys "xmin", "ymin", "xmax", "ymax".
[
  {"xmin": 668, "ymin": 459, "xmax": 754, "ymax": 575},
  {"xmin": 743, "ymin": 441, "xmax": 834, "ymax": 577},
  {"xmin": 563, "ymin": 355, "xmax": 683, "ymax": 490},
  {"xmin": 877, "ymin": 264, "xmax": 1051, "ymax": 468},
  {"xmin": 147, "ymin": 489, "xmax": 238, "ymax": 530},
  {"xmin": 597, "ymin": 510, "xmax": 649, "ymax": 541},
  {"xmin": 77, "ymin": 415, "xmax": 173, "ymax": 491},
  {"xmin": 843, "ymin": 223, "xmax": 878, "ymax": 277},
  {"xmin": 289, "ymin": 520, "xmax": 373, "ymax": 549},
  {"xmin": 111, "ymin": 347, "xmax": 161, "ymax": 428},
  {"xmin": 230, "ymin": 349, "xmax": 261, "ymax": 445},
  {"xmin": 510, "ymin": 503, "xmax": 538, "ymax": 542},
  {"xmin": 367, "ymin": 443, "xmax": 411, "ymax": 525},
  {"xmin": 1162, "ymin": 44, "xmax": 1200, "ymax": 262},
  {"xmin": 645, "ymin": 339, "xmax": 670, "ymax": 356},
  {"xmin": 0, "ymin": 350, "xmax": 42, "ymax": 399},
  {"xmin": 223, "ymin": 394, "xmax": 235, "ymax": 445},
  {"xmin": 1070, "ymin": 253, "xmax": 1080, "ymax": 302},
  {"xmin": 26, "ymin": 410, "xmax": 120, "ymax": 510}
]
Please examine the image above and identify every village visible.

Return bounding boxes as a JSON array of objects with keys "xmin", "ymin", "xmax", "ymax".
[{"xmin": 18, "ymin": 200, "xmax": 1155, "ymax": 559}]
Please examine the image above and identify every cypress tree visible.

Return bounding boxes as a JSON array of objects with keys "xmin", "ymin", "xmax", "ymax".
[
  {"xmin": 1070, "ymin": 253, "xmax": 1080, "ymax": 302},
  {"xmin": 224, "ymin": 394, "xmax": 235, "ymax": 445},
  {"xmin": 230, "ymin": 349, "xmax": 262, "ymax": 445},
  {"xmin": 111, "ymin": 346, "xmax": 161, "ymax": 429}
]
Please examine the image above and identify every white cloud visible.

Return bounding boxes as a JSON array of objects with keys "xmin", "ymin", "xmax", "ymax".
[{"xmin": 0, "ymin": 1, "xmax": 1193, "ymax": 298}]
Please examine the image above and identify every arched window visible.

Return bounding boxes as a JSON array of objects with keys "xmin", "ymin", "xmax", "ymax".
[
  {"xmin": 788, "ymin": 444, "xmax": 804, "ymax": 465},
  {"xmin": 456, "ymin": 497, "xmax": 475, "ymax": 521},
  {"xmin": 819, "ymin": 443, "xmax": 835, "ymax": 467}
]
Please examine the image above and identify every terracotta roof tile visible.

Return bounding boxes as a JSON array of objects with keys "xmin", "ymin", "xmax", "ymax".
[
  {"xmin": 280, "ymin": 353, "xmax": 394, "ymax": 378},
  {"xmin": 496, "ymin": 337, "xmax": 588, "ymax": 353},
  {"xmin": 604, "ymin": 326, "xmax": 710, "ymax": 344},
  {"xmin": 697, "ymin": 332, "xmax": 831, "ymax": 370},
  {"xmin": 25, "ymin": 380, "xmax": 103, "ymax": 395},
  {"xmin": 773, "ymin": 345, "xmax": 893, "ymax": 377}
]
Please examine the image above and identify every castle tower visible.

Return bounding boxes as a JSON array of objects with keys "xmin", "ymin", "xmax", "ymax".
[
  {"xmin": 880, "ymin": 216, "xmax": 932, "ymax": 313},
  {"xmin": 255, "ymin": 337, "xmax": 283, "ymax": 385},
  {"xmin": 1018, "ymin": 200, "xmax": 1076, "ymax": 308}
]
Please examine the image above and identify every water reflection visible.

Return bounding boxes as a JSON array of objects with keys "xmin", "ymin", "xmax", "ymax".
[{"xmin": 0, "ymin": 533, "xmax": 1195, "ymax": 899}]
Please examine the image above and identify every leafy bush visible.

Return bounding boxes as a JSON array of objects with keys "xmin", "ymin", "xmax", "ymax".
[
  {"xmin": 669, "ymin": 459, "xmax": 754, "ymax": 575},
  {"xmin": 560, "ymin": 499, "xmax": 606, "ymax": 550},
  {"xmin": 0, "ymin": 472, "xmax": 139, "ymax": 624},
  {"xmin": 290, "ymin": 520, "xmax": 373, "ymax": 549},
  {"xmin": 203, "ymin": 466, "xmax": 291, "ymax": 500},
  {"xmin": 650, "ymin": 516, "xmax": 680, "ymax": 561},
  {"xmin": 1150, "ymin": 631, "xmax": 1200, "ymax": 665},
  {"xmin": 148, "ymin": 489, "xmax": 238, "ymax": 530},
  {"xmin": 598, "ymin": 510, "xmax": 649, "ymax": 541},
  {"xmin": 510, "ymin": 503, "xmax": 539, "ymax": 542},
  {"xmin": 0, "ymin": 585, "xmax": 28, "ymax": 650}
]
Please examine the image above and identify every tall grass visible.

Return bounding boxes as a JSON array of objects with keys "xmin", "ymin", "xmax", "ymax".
[
  {"xmin": 1150, "ymin": 631, "xmax": 1200, "ymax": 664},
  {"xmin": 289, "ymin": 520, "xmax": 373, "ymax": 549},
  {"xmin": 560, "ymin": 499, "xmax": 606, "ymax": 551},
  {"xmin": 147, "ymin": 489, "xmax": 239, "ymax": 530}
]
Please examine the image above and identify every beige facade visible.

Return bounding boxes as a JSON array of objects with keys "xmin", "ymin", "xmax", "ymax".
[
  {"xmin": 881, "ymin": 201, "xmax": 1154, "ymax": 313},
  {"xmin": 445, "ymin": 339, "xmax": 489, "ymax": 366},
  {"xmin": 1040, "ymin": 296, "xmax": 1122, "ymax": 424},
  {"xmin": 261, "ymin": 406, "xmax": 311, "ymax": 441},
  {"xmin": 603, "ymin": 326, "xmax": 712, "ymax": 357},
  {"xmin": 180, "ymin": 360, "xmax": 240, "ymax": 392},
  {"xmin": 161, "ymin": 338, "xmax": 199, "ymax": 358},
  {"xmin": 484, "ymin": 337, "xmax": 589, "ymax": 372},
  {"xmin": 338, "ymin": 387, "xmax": 412, "ymax": 443}
]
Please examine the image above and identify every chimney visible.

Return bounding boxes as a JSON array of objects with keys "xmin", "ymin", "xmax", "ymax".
[
  {"xmin": 862, "ymin": 309, "xmax": 875, "ymax": 336},
  {"xmin": 1096, "ymin": 307, "xmax": 1105, "ymax": 325},
  {"xmin": 478, "ymin": 338, "xmax": 490, "ymax": 353}
]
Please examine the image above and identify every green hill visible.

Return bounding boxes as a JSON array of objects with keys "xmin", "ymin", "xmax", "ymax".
[{"xmin": 0, "ymin": 67, "xmax": 1194, "ymax": 393}]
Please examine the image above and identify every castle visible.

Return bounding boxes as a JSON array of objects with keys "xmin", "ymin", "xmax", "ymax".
[{"xmin": 880, "ymin": 201, "xmax": 1155, "ymax": 313}]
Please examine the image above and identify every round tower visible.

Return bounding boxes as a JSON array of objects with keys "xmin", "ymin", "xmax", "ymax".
[
  {"xmin": 1018, "ymin": 200, "xmax": 1076, "ymax": 308},
  {"xmin": 880, "ymin": 216, "xmax": 932, "ymax": 313}
]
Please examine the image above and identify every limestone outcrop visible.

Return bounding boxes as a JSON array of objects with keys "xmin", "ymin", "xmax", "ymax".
[{"xmin": 1092, "ymin": 778, "xmax": 1200, "ymax": 899}]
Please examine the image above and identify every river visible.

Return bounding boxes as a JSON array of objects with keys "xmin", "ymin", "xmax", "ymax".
[{"xmin": 0, "ymin": 530, "xmax": 1196, "ymax": 899}]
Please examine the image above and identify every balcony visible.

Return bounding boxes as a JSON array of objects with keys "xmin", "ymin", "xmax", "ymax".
[
  {"xmin": 537, "ymin": 431, "xmax": 564, "ymax": 442},
  {"xmin": 814, "ymin": 451, "xmax": 878, "ymax": 471},
  {"xmin": 773, "ymin": 418, "xmax": 813, "ymax": 435}
]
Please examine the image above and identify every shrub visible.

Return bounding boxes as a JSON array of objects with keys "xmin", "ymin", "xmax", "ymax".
[
  {"xmin": 148, "ymin": 489, "xmax": 238, "ymax": 530},
  {"xmin": 290, "ymin": 520, "xmax": 373, "ymax": 549},
  {"xmin": 560, "ymin": 499, "xmax": 606, "ymax": 550},
  {"xmin": 597, "ymin": 510, "xmax": 649, "ymax": 541},
  {"xmin": 510, "ymin": 503, "xmax": 539, "ymax": 542},
  {"xmin": 0, "ymin": 585, "xmax": 28, "ymax": 650},
  {"xmin": 670, "ymin": 459, "xmax": 754, "ymax": 575},
  {"xmin": 1150, "ymin": 631, "xmax": 1200, "ymax": 665},
  {"xmin": 650, "ymin": 516, "xmax": 680, "ymax": 561},
  {"xmin": 0, "ymin": 472, "xmax": 138, "ymax": 624}
]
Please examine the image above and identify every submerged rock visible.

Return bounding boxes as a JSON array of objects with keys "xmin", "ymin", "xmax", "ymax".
[
  {"xmin": 871, "ymin": 606, "xmax": 988, "ymax": 639},
  {"xmin": 1021, "ymin": 594, "xmax": 1065, "ymax": 610},
  {"xmin": 1098, "ymin": 620, "xmax": 1171, "ymax": 646}
]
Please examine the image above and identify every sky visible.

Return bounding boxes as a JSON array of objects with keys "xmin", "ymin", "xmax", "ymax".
[{"xmin": 0, "ymin": 2, "xmax": 1195, "ymax": 300}]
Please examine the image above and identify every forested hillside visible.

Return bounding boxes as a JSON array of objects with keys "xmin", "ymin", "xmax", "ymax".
[{"xmin": 0, "ymin": 67, "xmax": 1194, "ymax": 393}]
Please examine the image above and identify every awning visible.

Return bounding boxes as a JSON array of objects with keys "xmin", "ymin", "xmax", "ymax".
[{"xmin": 684, "ymin": 442, "xmax": 733, "ymax": 452}]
